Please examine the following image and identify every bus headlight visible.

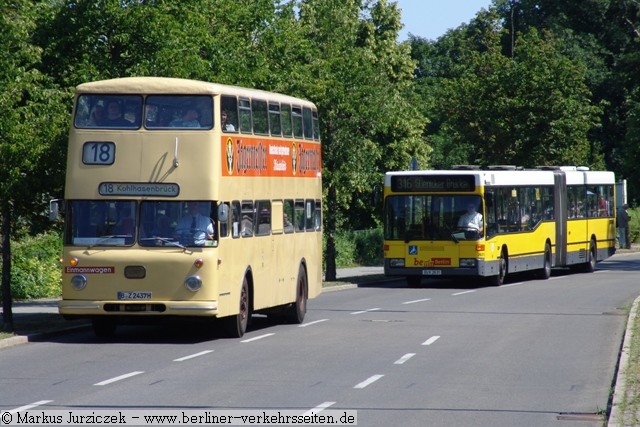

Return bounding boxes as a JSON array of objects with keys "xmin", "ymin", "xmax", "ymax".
[
  {"xmin": 459, "ymin": 258, "xmax": 477, "ymax": 268},
  {"xmin": 389, "ymin": 258, "xmax": 405, "ymax": 267},
  {"xmin": 184, "ymin": 275, "xmax": 202, "ymax": 292},
  {"xmin": 70, "ymin": 275, "xmax": 87, "ymax": 290}
]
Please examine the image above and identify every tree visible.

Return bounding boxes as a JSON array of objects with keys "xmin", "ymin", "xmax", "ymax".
[
  {"xmin": 412, "ymin": 9, "xmax": 602, "ymax": 169},
  {"xmin": 493, "ymin": 0, "xmax": 640, "ymax": 202},
  {"xmin": 0, "ymin": 0, "xmax": 68, "ymax": 331},
  {"xmin": 293, "ymin": 0, "xmax": 427, "ymax": 279}
]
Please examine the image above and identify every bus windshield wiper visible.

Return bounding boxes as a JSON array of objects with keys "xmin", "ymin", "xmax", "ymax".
[
  {"xmin": 88, "ymin": 235, "xmax": 130, "ymax": 249},
  {"xmin": 139, "ymin": 236, "xmax": 186, "ymax": 249}
]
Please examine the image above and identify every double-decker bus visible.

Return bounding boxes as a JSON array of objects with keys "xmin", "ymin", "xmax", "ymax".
[
  {"xmin": 53, "ymin": 77, "xmax": 322, "ymax": 337},
  {"xmin": 382, "ymin": 166, "xmax": 616, "ymax": 286}
]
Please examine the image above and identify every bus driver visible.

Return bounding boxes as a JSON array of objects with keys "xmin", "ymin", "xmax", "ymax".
[
  {"xmin": 458, "ymin": 202, "xmax": 483, "ymax": 233},
  {"xmin": 176, "ymin": 202, "xmax": 214, "ymax": 245}
]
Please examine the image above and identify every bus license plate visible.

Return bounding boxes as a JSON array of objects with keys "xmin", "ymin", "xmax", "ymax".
[
  {"xmin": 118, "ymin": 292, "xmax": 152, "ymax": 300},
  {"xmin": 423, "ymin": 270, "xmax": 442, "ymax": 276}
]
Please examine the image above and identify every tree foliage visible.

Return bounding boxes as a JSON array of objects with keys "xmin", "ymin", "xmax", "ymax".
[
  {"xmin": 1, "ymin": 0, "xmax": 640, "ymax": 310},
  {"xmin": 0, "ymin": 0, "xmax": 68, "ymax": 330},
  {"xmin": 412, "ymin": 8, "xmax": 602, "ymax": 170}
]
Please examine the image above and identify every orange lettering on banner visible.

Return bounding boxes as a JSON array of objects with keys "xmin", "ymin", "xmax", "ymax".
[
  {"xmin": 222, "ymin": 136, "xmax": 321, "ymax": 178},
  {"xmin": 412, "ymin": 258, "xmax": 451, "ymax": 267}
]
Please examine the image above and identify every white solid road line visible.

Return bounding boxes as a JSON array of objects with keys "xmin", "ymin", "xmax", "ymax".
[
  {"xmin": 8, "ymin": 400, "xmax": 53, "ymax": 414},
  {"xmin": 354, "ymin": 374, "xmax": 384, "ymax": 389},
  {"xmin": 402, "ymin": 298, "xmax": 431, "ymax": 305},
  {"xmin": 394, "ymin": 353, "xmax": 416, "ymax": 365},
  {"xmin": 301, "ymin": 401, "xmax": 336, "ymax": 416},
  {"xmin": 240, "ymin": 333, "xmax": 275, "ymax": 343},
  {"xmin": 173, "ymin": 350, "xmax": 214, "ymax": 362},
  {"xmin": 452, "ymin": 290, "xmax": 476, "ymax": 296},
  {"xmin": 94, "ymin": 371, "xmax": 144, "ymax": 386},
  {"xmin": 422, "ymin": 336, "xmax": 440, "ymax": 346},
  {"xmin": 350, "ymin": 308, "xmax": 381, "ymax": 315},
  {"xmin": 299, "ymin": 319, "xmax": 329, "ymax": 327}
]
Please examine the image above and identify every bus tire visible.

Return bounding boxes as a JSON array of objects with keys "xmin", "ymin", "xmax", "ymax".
[
  {"xmin": 489, "ymin": 249, "xmax": 507, "ymax": 286},
  {"xmin": 284, "ymin": 265, "xmax": 308, "ymax": 324},
  {"xmin": 92, "ymin": 318, "xmax": 116, "ymax": 338},
  {"xmin": 536, "ymin": 243, "xmax": 552, "ymax": 280},
  {"xmin": 583, "ymin": 241, "xmax": 597, "ymax": 273},
  {"xmin": 222, "ymin": 277, "xmax": 250, "ymax": 338}
]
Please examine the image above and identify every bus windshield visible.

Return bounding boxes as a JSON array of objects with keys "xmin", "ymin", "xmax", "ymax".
[
  {"xmin": 66, "ymin": 200, "xmax": 216, "ymax": 247},
  {"xmin": 384, "ymin": 195, "xmax": 483, "ymax": 242}
]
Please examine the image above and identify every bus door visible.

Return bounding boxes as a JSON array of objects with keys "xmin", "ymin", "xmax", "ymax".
[{"xmin": 554, "ymin": 171, "xmax": 568, "ymax": 265}]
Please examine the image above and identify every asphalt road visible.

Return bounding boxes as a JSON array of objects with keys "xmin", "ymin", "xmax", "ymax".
[{"xmin": 2, "ymin": 253, "xmax": 640, "ymax": 427}]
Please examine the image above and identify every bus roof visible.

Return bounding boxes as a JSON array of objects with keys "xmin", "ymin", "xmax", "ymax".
[
  {"xmin": 75, "ymin": 77, "xmax": 318, "ymax": 108},
  {"xmin": 385, "ymin": 168, "xmax": 615, "ymax": 188}
]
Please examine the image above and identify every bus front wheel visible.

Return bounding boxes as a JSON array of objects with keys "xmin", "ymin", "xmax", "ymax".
[
  {"xmin": 222, "ymin": 277, "xmax": 250, "ymax": 338},
  {"xmin": 489, "ymin": 249, "xmax": 507, "ymax": 286}
]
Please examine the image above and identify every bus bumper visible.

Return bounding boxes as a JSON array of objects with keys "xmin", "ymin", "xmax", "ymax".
[
  {"xmin": 384, "ymin": 258, "xmax": 498, "ymax": 278},
  {"xmin": 59, "ymin": 299, "xmax": 219, "ymax": 318}
]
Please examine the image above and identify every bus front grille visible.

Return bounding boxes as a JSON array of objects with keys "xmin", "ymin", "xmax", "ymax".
[{"xmin": 104, "ymin": 303, "xmax": 166, "ymax": 313}]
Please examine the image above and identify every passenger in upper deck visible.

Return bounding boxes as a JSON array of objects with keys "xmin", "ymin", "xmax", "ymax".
[
  {"xmin": 105, "ymin": 101, "xmax": 130, "ymax": 127},
  {"xmin": 221, "ymin": 110, "xmax": 236, "ymax": 131},
  {"xmin": 89, "ymin": 105, "xmax": 105, "ymax": 126},
  {"xmin": 170, "ymin": 108, "xmax": 200, "ymax": 128}
]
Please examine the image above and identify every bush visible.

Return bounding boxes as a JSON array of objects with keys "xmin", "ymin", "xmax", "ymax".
[
  {"xmin": 325, "ymin": 228, "xmax": 383, "ymax": 268},
  {"xmin": 630, "ymin": 207, "xmax": 640, "ymax": 244},
  {"xmin": 2, "ymin": 231, "xmax": 62, "ymax": 301},
  {"xmin": 353, "ymin": 228, "xmax": 384, "ymax": 266}
]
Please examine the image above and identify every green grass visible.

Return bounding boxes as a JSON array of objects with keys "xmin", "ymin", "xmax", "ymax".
[{"xmin": 615, "ymin": 304, "xmax": 640, "ymax": 426}]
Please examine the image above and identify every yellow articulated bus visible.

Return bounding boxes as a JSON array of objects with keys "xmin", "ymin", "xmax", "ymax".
[
  {"xmin": 382, "ymin": 166, "xmax": 616, "ymax": 287},
  {"xmin": 53, "ymin": 77, "xmax": 322, "ymax": 338}
]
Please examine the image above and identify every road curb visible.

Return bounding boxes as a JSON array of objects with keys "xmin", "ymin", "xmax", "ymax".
[
  {"xmin": 608, "ymin": 294, "xmax": 640, "ymax": 426},
  {"xmin": 0, "ymin": 324, "xmax": 91, "ymax": 350}
]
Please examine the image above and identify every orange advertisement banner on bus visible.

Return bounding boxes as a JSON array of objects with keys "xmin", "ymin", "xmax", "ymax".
[{"xmin": 222, "ymin": 136, "xmax": 321, "ymax": 178}]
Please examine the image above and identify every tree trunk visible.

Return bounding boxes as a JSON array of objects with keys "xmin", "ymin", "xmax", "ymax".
[
  {"xmin": 1, "ymin": 204, "xmax": 13, "ymax": 332},
  {"xmin": 324, "ymin": 184, "xmax": 337, "ymax": 281}
]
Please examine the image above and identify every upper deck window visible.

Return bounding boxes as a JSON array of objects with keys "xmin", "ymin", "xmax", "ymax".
[
  {"xmin": 75, "ymin": 95, "xmax": 143, "ymax": 129},
  {"xmin": 144, "ymin": 95, "xmax": 213, "ymax": 129},
  {"xmin": 74, "ymin": 95, "xmax": 215, "ymax": 130}
]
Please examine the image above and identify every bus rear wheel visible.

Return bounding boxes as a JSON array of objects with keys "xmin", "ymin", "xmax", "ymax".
[
  {"xmin": 284, "ymin": 265, "xmax": 308, "ymax": 324},
  {"xmin": 535, "ymin": 243, "xmax": 552, "ymax": 280},
  {"xmin": 222, "ymin": 277, "xmax": 250, "ymax": 338},
  {"xmin": 583, "ymin": 241, "xmax": 597, "ymax": 273}
]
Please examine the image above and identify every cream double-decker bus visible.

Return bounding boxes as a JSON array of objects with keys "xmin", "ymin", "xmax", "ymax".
[
  {"xmin": 54, "ymin": 77, "xmax": 322, "ymax": 337},
  {"xmin": 383, "ymin": 166, "xmax": 616, "ymax": 287}
]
